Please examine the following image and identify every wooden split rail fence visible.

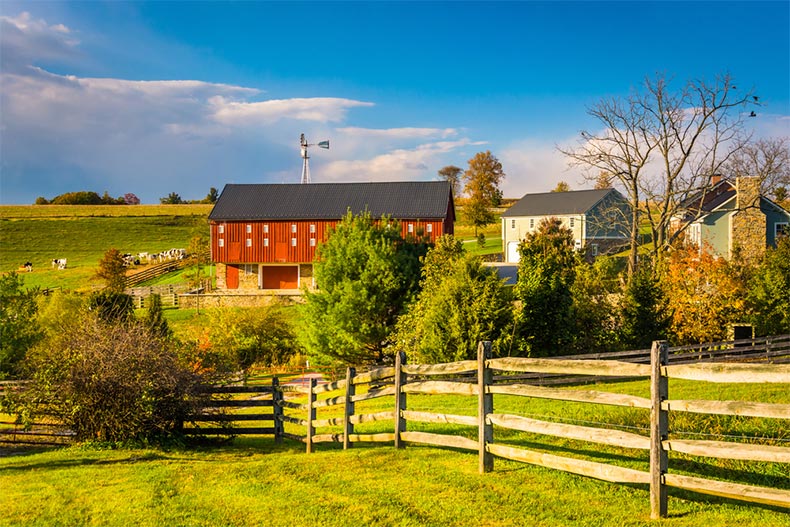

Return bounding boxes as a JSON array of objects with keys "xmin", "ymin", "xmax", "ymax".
[{"xmin": 276, "ymin": 341, "xmax": 790, "ymax": 519}]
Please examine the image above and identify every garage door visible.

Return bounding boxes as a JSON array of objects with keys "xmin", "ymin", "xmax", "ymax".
[
  {"xmin": 507, "ymin": 241, "xmax": 521, "ymax": 263},
  {"xmin": 261, "ymin": 266, "xmax": 299, "ymax": 289}
]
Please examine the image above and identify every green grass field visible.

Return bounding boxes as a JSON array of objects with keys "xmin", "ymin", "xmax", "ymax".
[
  {"xmin": 2, "ymin": 379, "xmax": 787, "ymax": 526},
  {"xmin": 0, "ymin": 205, "xmax": 212, "ymax": 291}
]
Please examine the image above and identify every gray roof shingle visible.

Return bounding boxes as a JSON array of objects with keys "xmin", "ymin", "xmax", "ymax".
[
  {"xmin": 208, "ymin": 181, "xmax": 454, "ymax": 221},
  {"xmin": 501, "ymin": 188, "xmax": 620, "ymax": 217}
]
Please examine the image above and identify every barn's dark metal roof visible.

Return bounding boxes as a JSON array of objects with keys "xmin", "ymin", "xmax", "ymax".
[
  {"xmin": 501, "ymin": 188, "xmax": 621, "ymax": 217},
  {"xmin": 208, "ymin": 181, "xmax": 454, "ymax": 221}
]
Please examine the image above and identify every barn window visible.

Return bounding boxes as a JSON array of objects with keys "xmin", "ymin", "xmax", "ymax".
[
  {"xmin": 246, "ymin": 239, "xmax": 252, "ymax": 247},
  {"xmin": 246, "ymin": 224, "xmax": 252, "ymax": 233},
  {"xmin": 218, "ymin": 238, "xmax": 225, "ymax": 247},
  {"xmin": 263, "ymin": 224, "xmax": 269, "ymax": 234},
  {"xmin": 291, "ymin": 224, "xmax": 297, "ymax": 233},
  {"xmin": 291, "ymin": 237, "xmax": 297, "ymax": 246},
  {"xmin": 310, "ymin": 224, "xmax": 316, "ymax": 233},
  {"xmin": 426, "ymin": 224, "xmax": 433, "ymax": 233},
  {"xmin": 219, "ymin": 225, "xmax": 225, "ymax": 234},
  {"xmin": 310, "ymin": 238, "xmax": 316, "ymax": 247},
  {"xmin": 408, "ymin": 223, "xmax": 414, "ymax": 233},
  {"xmin": 264, "ymin": 238, "xmax": 269, "ymax": 247}
]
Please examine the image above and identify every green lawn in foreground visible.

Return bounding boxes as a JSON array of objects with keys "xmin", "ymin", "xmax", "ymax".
[
  {"xmin": 1, "ymin": 439, "xmax": 786, "ymax": 527},
  {"xmin": 2, "ymin": 379, "xmax": 786, "ymax": 526}
]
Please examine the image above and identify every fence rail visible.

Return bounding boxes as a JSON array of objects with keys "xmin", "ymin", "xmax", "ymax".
[{"xmin": 282, "ymin": 341, "xmax": 790, "ymax": 518}]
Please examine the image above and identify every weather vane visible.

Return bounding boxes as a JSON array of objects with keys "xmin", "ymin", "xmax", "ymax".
[{"xmin": 300, "ymin": 133, "xmax": 330, "ymax": 184}]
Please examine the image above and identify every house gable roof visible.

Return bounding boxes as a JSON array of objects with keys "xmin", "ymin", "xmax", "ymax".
[
  {"xmin": 209, "ymin": 181, "xmax": 454, "ymax": 221},
  {"xmin": 501, "ymin": 188, "xmax": 622, "ymax": 218}
]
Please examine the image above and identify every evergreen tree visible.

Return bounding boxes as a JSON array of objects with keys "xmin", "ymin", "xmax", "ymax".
[
  {"xmin": 143, "ymin": 294, "xmax": 171, "ymax": 340},
  {"xmin": 619, "ymin": 259, "xmax": 670, "ymax": 349},
  {"xmin": 512, "ymin": 218, "xmax": 578, "ymax": 356}
]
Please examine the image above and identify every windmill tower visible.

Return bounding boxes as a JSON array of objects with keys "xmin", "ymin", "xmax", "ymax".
[{"xmin": 300, "ymin": 133, "xmax": 330, "ymax": 184}]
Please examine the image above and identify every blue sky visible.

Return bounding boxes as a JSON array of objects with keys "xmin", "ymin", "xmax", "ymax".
[{"xmin": 1, "ymin": 1, "xmax": 788, "ymax": 204}]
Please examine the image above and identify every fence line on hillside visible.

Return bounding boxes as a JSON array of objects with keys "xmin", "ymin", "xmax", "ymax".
[{"xmin": 278, "ymin": 342, "xmax": 790, "ymax": 519}]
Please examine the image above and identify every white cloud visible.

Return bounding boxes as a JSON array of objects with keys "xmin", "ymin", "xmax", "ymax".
[
  {"xmin": 0, "ymin": 12, "xmax": 80, "ymax": 71},
  {"xmin": 499, "ymin": 138, "xmax": 589, "ymax": 198},
  {"xmin": 210, "ymin": 97, "xmax": 374, "ymax": 125},
  {"xmin": 336, "ymin": 127, "xmax": 458, "ymax": 139}
]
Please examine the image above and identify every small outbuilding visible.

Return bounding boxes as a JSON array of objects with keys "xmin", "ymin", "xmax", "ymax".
[{"xmin": 208, "ymin": 181, "xmax": 455, "ymax": 293}]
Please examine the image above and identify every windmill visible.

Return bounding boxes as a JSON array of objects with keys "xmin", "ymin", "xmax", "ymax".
[{"xmin": 300, "ymin": 133, "xmax": 330, "ymax": 184}]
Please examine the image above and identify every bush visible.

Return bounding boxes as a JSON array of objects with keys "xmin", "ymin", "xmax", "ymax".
[
  {"xmin": 18, "ymin": 315, "xmax": 207, "ymax": 442},
  {"xmin": 206, "ymin": 306, "xmax": 301, "ymax": 373}
]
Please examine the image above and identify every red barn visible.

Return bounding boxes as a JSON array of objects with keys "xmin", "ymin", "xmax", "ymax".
[{"xmin": 208, "ymin": 181, "xmax": 455, "ymax": 292}]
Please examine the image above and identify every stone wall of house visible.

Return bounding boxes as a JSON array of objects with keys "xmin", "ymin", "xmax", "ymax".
[
  {"xmin": 215, "ymin": 263, "xmax": 227, "ymax": 289},
  {"xmin": 239, "ymin": 264, "xmax": 258, "ymax": 290},
  {"xmin": 731, "ymin": 176, "xmax": 766, "ymax": 262}
]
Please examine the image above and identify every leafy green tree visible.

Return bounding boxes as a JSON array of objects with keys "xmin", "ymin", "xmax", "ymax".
[
  {"xmin": 51, "ymin": 191, "xmax": 103, "ymax": 205},
  {"xmin": 747, "ymin": 238, "xmax": 790, "ymax": 336},
  {"xmin": 438, "ymin": 165, "xmax": 463, "ymax": 199},
  {"xmin": 392, "ymin": 236, "xmax": 512, "ymax": 363},
  {"xmin": 96, "ymin": 248, "xmax": 128, "ymax": 293},
  {"xmin": 300, "ymin": 211, "xmax": 427, "ymax": 365},
  {"xmin": 513, "ymin": 218, "xmax": 579, "ymax": 356},
  {"xmin": 160, "ymin": 192, "xmax": 184, "ymax": 204},
  {"xmin": 619, "ymin": 258, "xmax": 670, "ymax": 349},
  {"xmin": 463, "ymin": 151, "xmax": 505, "ymax": 235},
  {"xmin": 204, "ymin": 187, "xmax": 220, "ymax": 204},
  {"xmin": 0, "ymin": 272, "xmax": 42, "ymax": 377},
  {"xmin": 570, "ymin": 256, "xmax": 621, "ymax": 353}
]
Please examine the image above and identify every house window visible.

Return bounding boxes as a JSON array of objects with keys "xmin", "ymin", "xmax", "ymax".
[
  {"xmin": 246, "ymin": 224, "xmax": 252, "ymax": 233},
  {"xmin": 570, "ymin": 218, "xmax": 575, "ymax": 228},
  {"xmin": 408, "ymin": 223, "xmax": 414, "ymax": 233},
  {"xmin": 264, "ymin": 238, "xmax": 269, "ymax": 247},
  {"xmin": 776, "ymin": 223, "xmax": 789, "ymax": 240},
  {"xmin": 426, "ymin": 224, "xmax": 432, "ymax": 233},
  {"xmin": 291, "ymin": 224, "xmax": 297, "ymax": 233},
  {"xmin": 310, "ymin": 238, "xmax": 316, "ymax": 247},
  {"xmin": 263, "ymin": 224, "xmax": 269, "ymax": 234},
  {"xmin": 246, "ymin": 239, "xmax": 252, "ymax": 247},
  {"xmin": 291, "ymin": 237, "xmax": 297, "ymax": 247},
  {"xmin": 218, "ymin": 225, "xmax": 225, "ymax": 234},
  {"xmin": 591, "ymin": 244, "xmax": 599, "ymax": 256},
  {"xmin": 529, "ymin": 219, "xmax": 535, "ymax": 229},
  {"xmin": 310, "ymin": 224, "xmax": 316, "ymax": 233},
  {"xmin": 218, "ymin": 238, "xmax": 224, "ymax": 247},
  {"xmin": 511, "ymin": 219, "xmax": 516, "ymax": 229}
]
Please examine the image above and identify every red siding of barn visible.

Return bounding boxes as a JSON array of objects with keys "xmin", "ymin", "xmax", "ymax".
[{"xmin": 211, "ymin": 218, "xmax": 451, "ymax": 264}]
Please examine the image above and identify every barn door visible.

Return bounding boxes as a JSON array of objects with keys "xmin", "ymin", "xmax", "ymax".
[{"xmin": 226, "ymin": 265, "xmax": 239, "ymax": 289}]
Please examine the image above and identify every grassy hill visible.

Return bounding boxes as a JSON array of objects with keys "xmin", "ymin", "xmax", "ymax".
[{"xmin": 0, "ymin": 205, "xmax": 212, "ymax": 291}]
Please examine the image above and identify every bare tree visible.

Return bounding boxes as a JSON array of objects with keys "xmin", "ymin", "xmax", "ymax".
[
  {"xmin": 560, "ymin": 73, "xmax": 754, "ymax": 276},
  {"xmin": 724, "ymin": 137, "xmax": 790, "ymax": 198}
]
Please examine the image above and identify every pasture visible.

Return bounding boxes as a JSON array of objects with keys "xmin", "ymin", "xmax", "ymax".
[{"xmin": 0, "ymin": 205, "xmax": 212, "ymax": 291}]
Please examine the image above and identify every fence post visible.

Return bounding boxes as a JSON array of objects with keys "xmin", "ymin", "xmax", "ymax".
[
  {"xmin": 478, "ymin": 341, "xmax": 493, "ymax": 473},
  {"xmin": 271, "ymin": 377, "xmax": 283, "ymax": 444},
  {"xmin": 650, "ymin": 340, "xmax": 669, "ymax": 519},
  {"xmin": 306, "ymin": 377, "xmax": 317, "ymax": 454},
  {"xmin": 343, "ymin": 367, "xmax": 356, "ymax": 450},
  {"xmin": 394, "ymin": 351, "xmax": 407, "ymax": 449}
]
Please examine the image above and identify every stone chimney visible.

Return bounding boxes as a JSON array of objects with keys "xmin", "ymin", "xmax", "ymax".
[{"xmin": 731, "ymin": 176, "xmax": 766, "ymax": 262}]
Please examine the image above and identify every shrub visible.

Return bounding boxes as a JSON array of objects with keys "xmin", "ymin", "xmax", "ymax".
[
  {"xmin": 207, "ymin": 306, "xmax": 301, "ymax": 373},
  {"xmin": 19, "ymin": 315, "xmax": 207, "ymax": 442}
]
